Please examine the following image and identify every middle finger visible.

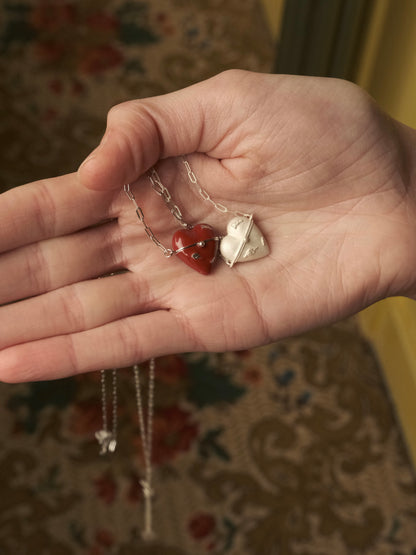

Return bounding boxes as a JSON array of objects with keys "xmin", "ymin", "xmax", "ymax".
[
  {"xmin": 0, "ymin": 220, "xmax": 123, "ymax": 304},
  {"xmin": 0, "ymin": 271, "xmax": 162, "ymax": 350}
]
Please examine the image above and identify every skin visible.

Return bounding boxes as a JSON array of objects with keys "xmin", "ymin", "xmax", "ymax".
[{"xmin": 0, "ymin": 70, "xmax": 415, "ymax": 382}]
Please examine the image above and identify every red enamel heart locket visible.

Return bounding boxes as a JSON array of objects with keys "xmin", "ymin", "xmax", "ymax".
[{"xmin": 172, "ymin": 224, "xmax": 219, "ymax": 275}]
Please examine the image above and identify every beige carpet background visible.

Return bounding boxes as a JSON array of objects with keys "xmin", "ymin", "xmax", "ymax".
[{"xmin": 1, "ymin": 1, "xmax": 416, "ymax": 553}]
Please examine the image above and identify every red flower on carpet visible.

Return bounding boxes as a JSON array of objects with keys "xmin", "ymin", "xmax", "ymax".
[
  {"xmin": 94, "ymin": 472, "xmax": 117, "ymax": 505},
  {"xmin": 150, "ymin": 406, "xmax": 199, "ymax": 465},
  {"xmin": 94, "ymin": 528, "xmax": 114, "ymax": 547},
  {"xmin": 243, "ymin": 367, "xmax": 263, "ymax": 385},
  {"xmin": 71, "ymin": 79, "xmax": 85, "ymax": 96},
  {"xmin": 68, "ymin": 399, "xmax": 102, "ymax": 436},
  {"xmin": 189, "ymin": 512, "xmax": 216, "ymax": 540},
  {"xmin": 86, "ymin": 12, "xmax": 119, "ymax": 32},
  {"xmin": 156, "ymin": 355, "xmax": 188, "ymax": 385},
  {"xmin": 41, "ymin": 108, "xmax": 58, "ymax": 123},
  {"xmin": 155, "ymin": 11, "xmax": 175, "ymax": 36},
  {"xmin": 31, "ymin": 2, "xmax": 77, "ymax": 31},
  {"xmin": 126, "ymin": 472, "xmax": 141, "ymax": 503},
  {"xmin": 79, "ymin": 44, "xmax": 124, "ymax": 75},
  {"xmin": 235, "ymin": 350, "xmax": 252, "ymax": 359},
  {"xmin": 34, "ymin": 40, "xmax": 66, "ymax": 64},
  {"xmin": 48, "ymin": 79, "xmax": 63, "ymax": 95}
]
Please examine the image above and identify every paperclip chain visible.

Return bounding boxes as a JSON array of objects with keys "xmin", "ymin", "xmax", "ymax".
[
  {"xmin": 182, "ymin": 157, "xmax": 251, "ymax": 219},
  {"xmin": 148, "ymin": 168, "xmax": 190, "ymax": 228},
  {"xmin": 124, "ymin": 183, "xmax": 174, "ymax": 258},
  {"xmin": 124, "ymin": 158, "xmax": 250, "ymax": 255}
]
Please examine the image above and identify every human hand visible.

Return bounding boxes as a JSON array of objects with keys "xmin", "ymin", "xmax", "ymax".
[{"xmin": 1, "ymin": 70, "xmax": 416, "ymax": 382}]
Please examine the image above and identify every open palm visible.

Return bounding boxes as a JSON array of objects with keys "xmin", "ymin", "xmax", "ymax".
[{"xmin": 1, "ymin": 70, "xmax": 415, "ymax": 382}]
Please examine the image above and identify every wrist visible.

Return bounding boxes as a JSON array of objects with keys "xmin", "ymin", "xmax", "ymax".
[{"xmin": 389, "ymin": 120, "xmax": 416, "ymax": 299}]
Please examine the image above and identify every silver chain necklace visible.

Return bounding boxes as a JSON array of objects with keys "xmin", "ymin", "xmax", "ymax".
[
  {"xmin": 124, "ymin": 157, "xmax": 270, "ymax": 274},
  {"xmin": 95, "ymin": 359, "xmax": 156, "ymax": 540},
  {"xmin": 94, "ymin": 158, "xmax": 269, "ymax": 543}
]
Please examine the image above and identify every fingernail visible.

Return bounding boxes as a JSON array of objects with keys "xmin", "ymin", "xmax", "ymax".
[{"xmin": 79, "ymin": 147, "xmax": 99, "ymax": 171}]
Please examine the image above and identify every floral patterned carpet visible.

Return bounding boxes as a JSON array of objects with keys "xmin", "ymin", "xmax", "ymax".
[{"xmin": 1, "ymin": 1, "xmax": 416, "ymax": 554}]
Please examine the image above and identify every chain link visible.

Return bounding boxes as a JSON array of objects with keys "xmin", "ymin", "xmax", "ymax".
[
  {"xmin": 124, "ymin": 184, "xmax": 174, "ymax": 257},
  {"xmin": 124, "ymin": 158, "xmax": 251, "ymax": 255},
  {"xmin": 148, "ymin": 168, "xmax": 189, "ymax": 228},
  {"xmin": 182, "ymin": 158, "xmax": 251, "ymax": 219},
  {"xmin": 100, "ymin": 369, "xmax": 108, "ymax": 432}
]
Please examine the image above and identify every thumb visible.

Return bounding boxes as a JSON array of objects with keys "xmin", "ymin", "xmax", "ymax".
[{"xmin": 77, "ymin": 72, "xmax": 233, "ymax": 191}]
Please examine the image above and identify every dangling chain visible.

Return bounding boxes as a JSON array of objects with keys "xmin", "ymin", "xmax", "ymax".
[
  {"xmin": 95, "ymin": 369, "xmax": 118, "ymax": 455},
  {"xmin": 134, "ymin": 359, "xmax": 155, "ymax": 540},
  {"xmin": 93, "ymin": 159, "xmax": 269, "ymax": 546},
  {"xmin": 95, "ymin": 360, "xmax": 156, "ymax": 541}
]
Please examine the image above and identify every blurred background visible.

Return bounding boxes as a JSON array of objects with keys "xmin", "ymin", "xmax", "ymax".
[{"xmin": 0, "ymin": 0, "xmax": 416, "ymax": 553}]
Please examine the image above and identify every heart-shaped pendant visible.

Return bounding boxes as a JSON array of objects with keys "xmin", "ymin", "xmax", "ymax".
[
  {"xmin": 220, "ymin": 216, "xmax": 269, "ymax": 267},
  {"xmin": 172, "ymin": 224, "xmax": 219, "ymax": 275}
]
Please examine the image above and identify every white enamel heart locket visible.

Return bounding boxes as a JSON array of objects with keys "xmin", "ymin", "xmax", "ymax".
[{"xmin": 220, "ymin": 216, "xmax": 269, "ymax": 268}]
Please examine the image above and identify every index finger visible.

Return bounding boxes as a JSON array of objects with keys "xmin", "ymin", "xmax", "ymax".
[{"xmin": 0, "ymin": 173, "xmax": 116, "ymax": 253}]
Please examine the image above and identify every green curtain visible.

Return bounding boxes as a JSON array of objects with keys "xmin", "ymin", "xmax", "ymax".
[{"xmin": 274, "ymin": 0, "xmax": 374, "ymax": 80}]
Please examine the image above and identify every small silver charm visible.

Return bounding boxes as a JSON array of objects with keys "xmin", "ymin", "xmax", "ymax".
[
  {"xmin": 140, "ymin": 478, "xmax": 155, "ymax": 541},
  {"xmin": 95, "ymin": 429, "xmax": 117, "ymax": 455}
]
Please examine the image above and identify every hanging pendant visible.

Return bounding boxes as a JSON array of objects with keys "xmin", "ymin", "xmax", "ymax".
[
  {"xmin": 95, "ymin": 429, "xmax": 117, "ymax": 455},
  {"xmin": 220, "ymin": 215, "xmax": 269, "ymax": 268},
  {"xmin": 172, "ymin": 224, "xmax": 219, "ymax": 275},
  {"xmin": 95, "ymin": 369, "xmax": 118, "ymax": 455}
]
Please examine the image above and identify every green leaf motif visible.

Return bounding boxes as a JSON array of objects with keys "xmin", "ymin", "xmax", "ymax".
[
  {"xmin": 7, "ymin": 378, "xmax": 76, "ymax": 434},
  {"xmin": 116, "ymin": 2, "xmax": 159, "ymax": 46},
  {"xmin": 0, "ymin": 5, "xmax": 36, "ymax": 53},
  {"xmin": 223, "ymin": 517, "xmax": 237, "ymax": 552},
  {"xmin": 186, "ymin": 356, "xmax": 246, "ymax": 409},
  {"xmin": 199, "ymin": 428, "xmax": 231, "ymax": 461},
  {"xmin": 118, "ymin": 23, "xmax": 158, "ymax": 46},
  {"xmin": 125, "ymin": 58, "xmax": 145, "ymax": 74}
]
